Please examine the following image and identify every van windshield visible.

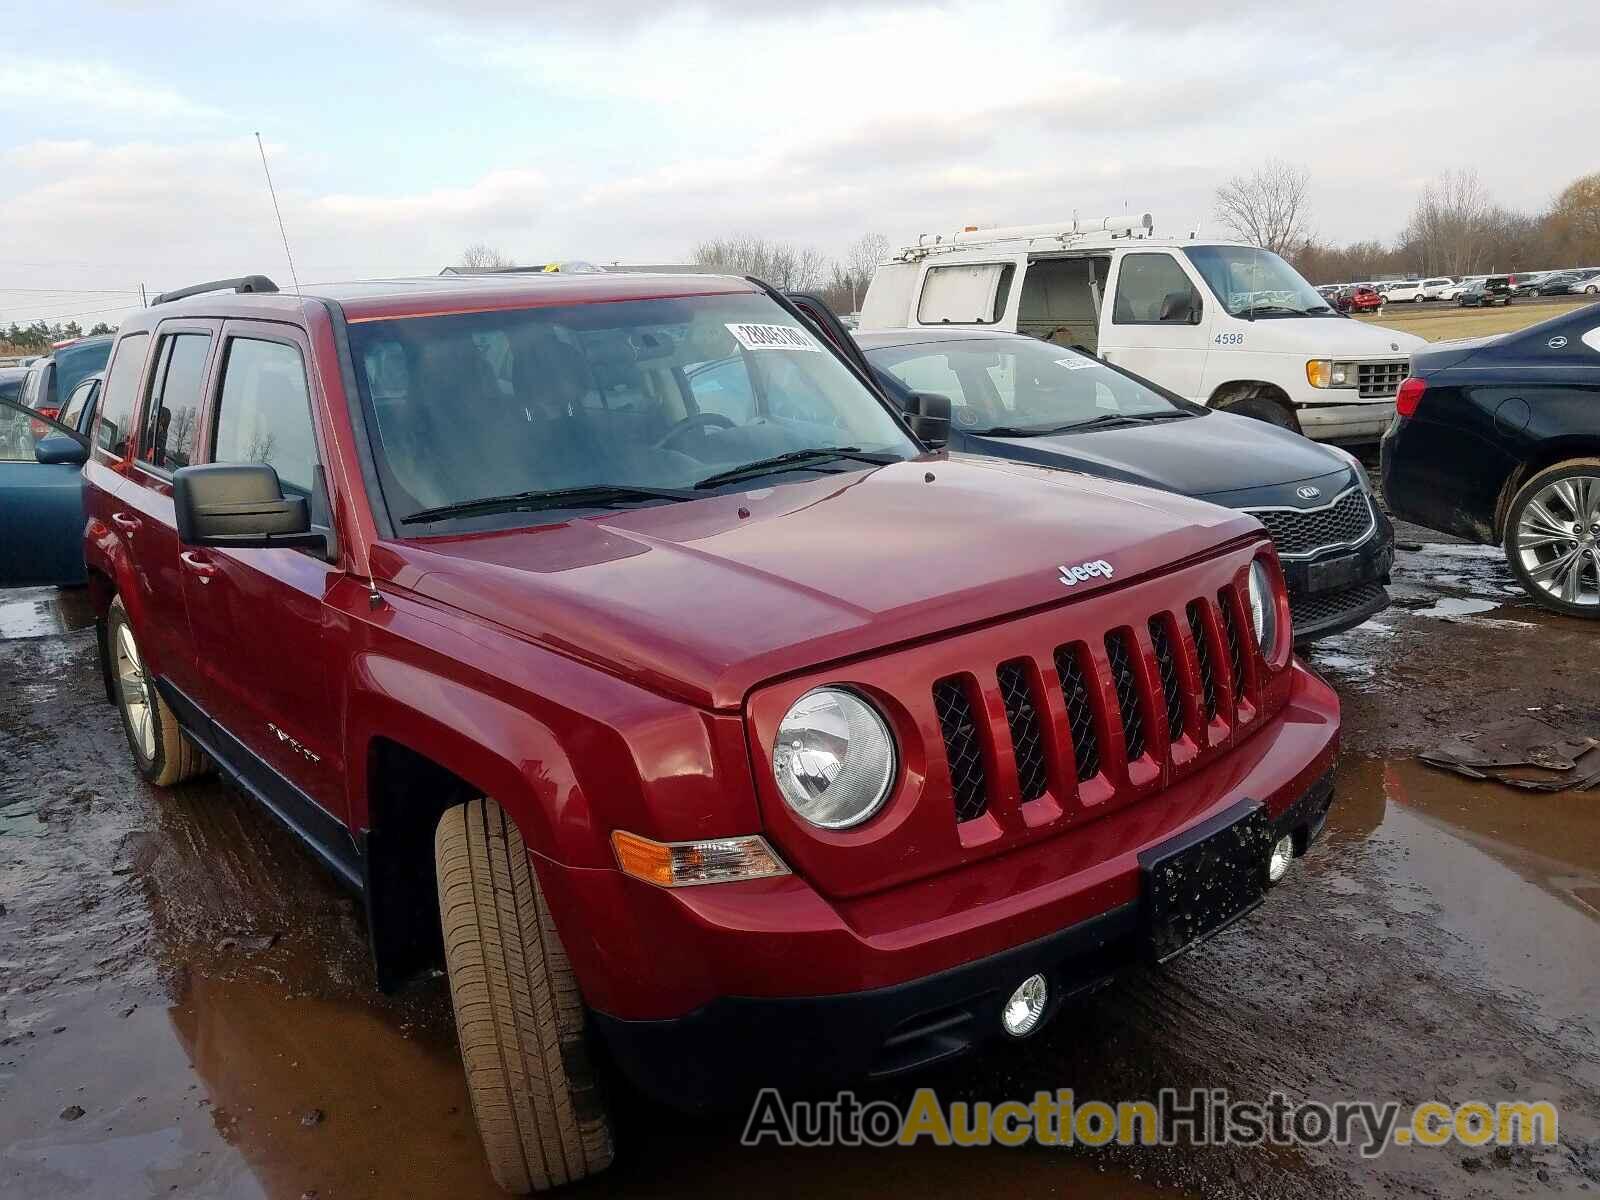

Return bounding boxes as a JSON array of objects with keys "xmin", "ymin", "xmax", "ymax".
[
  {"xmin": 347, "ymin": 292, "xmax": 917, "ymax": 529},
  {"xmin": 1183, "ymin": 246, "xmax": 1334, "ymax": 318},
  {"xmin": 865, "ymin": 335, "xmax": 1191, "ymax": 436}
]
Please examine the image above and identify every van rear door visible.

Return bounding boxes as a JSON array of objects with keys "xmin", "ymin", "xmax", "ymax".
[{"xmin": 1098, "ymin": 251, "xmax": 1212, "ymax": 400}]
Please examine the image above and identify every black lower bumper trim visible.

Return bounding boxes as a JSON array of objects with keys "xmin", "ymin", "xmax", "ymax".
[{"xmin": 593, "ymin": 769, "xmax": 1337, "ymax": 1111}]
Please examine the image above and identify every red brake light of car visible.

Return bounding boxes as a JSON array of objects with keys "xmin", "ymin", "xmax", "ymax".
[{"xmin": 1395, "ymin": 376, "xmax": 1426, "ymax": 418}]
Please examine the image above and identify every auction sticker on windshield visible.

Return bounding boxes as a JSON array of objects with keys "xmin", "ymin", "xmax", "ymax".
[
  {"xmin": 1053, "ymin": 358, "xmax": 1094, "ymax": 370},
  {"xmin": 726, "ymin": 323, "xmax": 821, "ymax": 352}
]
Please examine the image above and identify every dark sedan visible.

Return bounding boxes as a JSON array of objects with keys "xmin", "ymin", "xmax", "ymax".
[
  {"xmin": 1457, "ymin": 276, "xmax": 1513, "ymax": 307},
  {"xmin": 848, "ymin": 326, "xmax": 1393, "ymax": 641},
  {"xmin": 1382, "ymin": 303, "xmax": 1600, "ymax": 618}
]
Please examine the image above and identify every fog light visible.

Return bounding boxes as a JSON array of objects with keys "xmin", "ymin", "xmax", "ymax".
[
  {"xmin": 1267, "ymin": 834, "xmax": 1294, "ymax": 884},
  {"xmin": 1002, "ymin": 973, "xmax": 1049, "ymax": 1037}
]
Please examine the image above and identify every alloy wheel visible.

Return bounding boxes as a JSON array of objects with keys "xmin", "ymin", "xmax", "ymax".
[
  {"xmin": 1515, "ymin": 475, "xmax": 1600, "ymax": 608},
  {"xmin": 115, "ymin": 623, "xmax": 157, "ymax": 760}
]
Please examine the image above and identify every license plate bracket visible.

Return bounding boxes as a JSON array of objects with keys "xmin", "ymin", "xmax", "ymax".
[
  {"xmin": 1306, "ymin": 552, "xmax": 1364, "ymax": 593},
  {"xmin": 1139, "ymin": 798, "xmax": 1271, "ymax": 963}
]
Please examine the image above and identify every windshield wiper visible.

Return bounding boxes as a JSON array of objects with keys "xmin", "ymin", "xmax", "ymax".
[
  {"xmin": 980, "ymin": 411, "xmax": 1195, "ymax": 437},
  {"xmin": 1243, "ymin": 304, "xmax": 1324, "ymax": 318},
  {"xmin": 401, "ymin": 483, "xmax": 699, "ymax": 525},
  {"xmin": 692, "ymin": 446, "xmax": 900, "ymax": 490}
]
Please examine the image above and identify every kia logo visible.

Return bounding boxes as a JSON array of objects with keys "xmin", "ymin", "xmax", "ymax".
[
  {"xmin": 1296, "ymin": 485, "xmax": 1322, "ymax": 500},
  {"xmin": 1548, "ymin": 336, "xmax": 1568, "ymax": 349}
]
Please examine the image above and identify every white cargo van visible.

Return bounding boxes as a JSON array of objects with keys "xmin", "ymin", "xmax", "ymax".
[{"xmin": 859, "ymin": 215, "xmax": 1426, "ymax": 442}]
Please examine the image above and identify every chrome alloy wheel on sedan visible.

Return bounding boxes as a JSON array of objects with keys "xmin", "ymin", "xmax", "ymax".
[{"xmin": 1509, "ymin": 468, "xmax": 1600, "ymax": 615}]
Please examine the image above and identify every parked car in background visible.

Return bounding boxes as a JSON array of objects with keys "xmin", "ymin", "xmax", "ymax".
[
  {"xmin": 859, "ymin": 215, "xmax": 1423, "ymax": 443},
  {"xmin": 1336, "ymin": 285, "xmax": 1385, "ymax": 313},
  {"xmin": 1456, "ymin": 276, "xmax": 1513, "ymax": 307},
  {"xmin": 1383, "ymin": 281, "xmax": 1428, "ymax": 303},
  {"xmin": 50, "ymin": 271, "xmax": 1340, "ymax": 1193},
  {"xmin": 1537, "ymin": 272, "xmax": 1582, "ymax": 296},
  {"xmin": 846, "ymin": 322, "xmax": 1394, "ymax": 641},
  {"xmin": 1511, "ymin": 272, "xmax": 1553, "ymax": 298},
  {"xmin": 0, "ymin": 387, "xmax": 94, "ymax": 586},
  {"xmin": 0, "ymin": 367, "xmax": 24, "ymax": 404},
  {"xmin": 1567, "ymin": 270, "xmax": 1600, "ymax": 296},
  {"xmin": 1382, "ymin": 302, "xmax": 1600, "ymax": 618},
  {"xmin": 1418, "ymin": 277, "xmax": 1457, "ymax": 299},
  {"xmin": 1435, "ymin": 279, "xmax": 1473, "ymax": 301},
  {"xmin": 18, "ymin": 334, "xmax": 113, "ymax": 438}
]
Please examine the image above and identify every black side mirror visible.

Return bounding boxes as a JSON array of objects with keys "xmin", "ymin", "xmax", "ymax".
[
  {"xmin": 35, "ymin": 434, "xmax": 88, "ymax": 466},
  {"xmin": 174, "ymin": 463, "xmax": 328, "ymax": 553},
  {"xmin": 905, "ymin": 391, "xmax": 951, "ymax": 448}
]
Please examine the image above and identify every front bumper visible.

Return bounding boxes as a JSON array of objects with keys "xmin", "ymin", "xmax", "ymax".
[
  {"xmin": 1295, "ymin": 400, "xmax": 1397, "ymax": 443},
  {"xmin": 566, "ymin": 666, "xmax": 1340, "ymax": 1109},
  {"xmin": 594, "ymin": 770, "xmax": 1336, "ymax": 1111}
]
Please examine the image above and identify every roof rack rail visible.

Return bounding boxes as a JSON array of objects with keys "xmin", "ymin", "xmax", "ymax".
[{"xmin": 150, "ymin": 275, "xmax": 279, "ymax": 306}]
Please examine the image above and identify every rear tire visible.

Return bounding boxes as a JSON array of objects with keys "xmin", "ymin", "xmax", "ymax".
[
  {"xmin": 1503, "ymin": 459, "xmax": 1600, "ymax": 620},
  {"xmin": 435, "ymin": 798, "xmax": 614, "ymax": 1193},
  {"xmin": 108, "ymin": 596, "xmax": 210, "ymax": 786}
]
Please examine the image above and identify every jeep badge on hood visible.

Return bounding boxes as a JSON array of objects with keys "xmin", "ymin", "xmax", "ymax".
[{"xmin": 1059, "ymin": 559, "xmax": 1114, "ymax": 587}]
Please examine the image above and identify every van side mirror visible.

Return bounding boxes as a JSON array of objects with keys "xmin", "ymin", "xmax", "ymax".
[
  {"xmin": 173, "ymin": 463, "xmax": 329, "ymax": 553},
  {"xmin": 905, "ymin": 391, "xmax": 951, "ymax": 448},
  {"xmin": 35, "ymin": 434, "xmax": 88, "ymax": 466}
]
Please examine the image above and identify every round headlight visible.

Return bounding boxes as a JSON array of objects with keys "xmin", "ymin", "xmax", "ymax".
[
  {"xmin": 772, "ymin": 688, "xmax": 895, "ymax": 829},
  {"xmin": 1247, "ymin": 559, "xmax": 1280, "ymax": 657}
]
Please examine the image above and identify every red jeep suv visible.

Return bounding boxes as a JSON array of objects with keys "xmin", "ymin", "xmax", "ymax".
[{"xmin": 80, "ymin": 272, "xmax": 1339, "ymax": 1192}]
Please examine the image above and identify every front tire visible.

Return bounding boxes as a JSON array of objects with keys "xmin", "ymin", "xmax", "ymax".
[
  {"xmin": 1503, "ymin": 459, "xmax": 1600, "ymax": 619},
  {"xmin": 1219, "ymin": 389, "xmax": 1299, "ymax": 433},
  {"xmin": 108, "ymin": 596, "xmax": 210, "ymax": 786},
  {"xmin": 435, "ymin": 798, "xmax": 614, "ymax": 1193}
]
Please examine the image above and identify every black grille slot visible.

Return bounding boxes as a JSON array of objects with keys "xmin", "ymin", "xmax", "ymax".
[
  {"xmin": 1218, "ymin": 588, "xmax": 1245, "ymax": 700},
  {"xmin": 933, "ymin": 678, "xmax": 988, "ymax": 822},
  {"xmin": 1247, "ymin": 490, "xmax": 1374, "ymax": 557},
  {"xmin": 1187, "ymin": 601, "xmax": 1219, "ymax": 722},
  {"xmin": 1053, "ymin": 644, "xmax": 1100, "ymax": 782},
  {"xmin": 997, "ymin": 661, "xmax": 1048, "ymax": 803},
  {"xmin": 1147, "ymin": 616, "xmax": 1185, "ymax": 743},
  {"xmin": 1104, "ymin": 631, "xmax": 1146, "ymax": 762}
]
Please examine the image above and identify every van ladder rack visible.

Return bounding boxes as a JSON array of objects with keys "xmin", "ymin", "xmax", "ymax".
[{"xmin": 151, "ymin": 275, "xmax": 279, "ymax": 305}]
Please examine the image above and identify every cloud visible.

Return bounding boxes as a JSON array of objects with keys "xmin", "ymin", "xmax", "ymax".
[{"xmin": 0, "ymin": 61, "xmax": 223, "ymax": 123}]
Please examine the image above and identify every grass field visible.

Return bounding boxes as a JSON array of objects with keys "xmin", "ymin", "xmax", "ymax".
[{"xmin": 1355, "ymin": 295, "xmax": 1594, "ymax": 342}]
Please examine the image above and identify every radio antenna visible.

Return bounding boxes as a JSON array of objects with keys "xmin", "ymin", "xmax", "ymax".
[{"xmin": 255, "ymin": 132, "xmax": 302, "ymax": 296}]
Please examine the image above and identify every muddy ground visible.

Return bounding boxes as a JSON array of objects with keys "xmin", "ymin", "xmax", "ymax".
[{"xmin": 2, "ymin": 528, "xmax": 1598, "ymax": 1199}]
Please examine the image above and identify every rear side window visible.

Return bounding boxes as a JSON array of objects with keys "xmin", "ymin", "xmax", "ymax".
[
  {"xmin": 918, "ymin": 263, "xmax": 1015, "ymax": 325},
  {"xmin": 96, "ymin": 334, "xmax": 150, "ymax": 456},
  {"xmin": 20, "ymin": 365, "xmax": 43, "ymax": 407},
  {"xmin": 140, "ymin": 333, "xmax": 212, "ymax": 471},
  {"xmin": 1112, "ymin": 253, "xmax": 1198, "ymax": 325},
  {"xmin": 211, "ymin": 338, "xmax": 318, "ymax": 496}
]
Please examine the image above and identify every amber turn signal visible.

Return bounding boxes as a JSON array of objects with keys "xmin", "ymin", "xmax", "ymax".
[{"xmin": 611, "ymin": 830, "xmax": 790, "ymax": 888}]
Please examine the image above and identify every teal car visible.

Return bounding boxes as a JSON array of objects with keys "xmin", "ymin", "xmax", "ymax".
[{"xmin": 0, "ymin": 375, "xmax": 97, "ymax": 586}]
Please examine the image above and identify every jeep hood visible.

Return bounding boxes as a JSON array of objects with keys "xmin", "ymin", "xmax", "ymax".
[
  {"xmin": 381, "ymin": 457, "xmax": 1261, "ymax": 709},
  {"xmin": 967, "ymin": 409, "xmax": 1345, "ymax": 500}
]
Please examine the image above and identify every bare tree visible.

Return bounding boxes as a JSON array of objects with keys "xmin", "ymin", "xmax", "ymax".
[
  {"xmin": 842, "ymin": 232, "xmax": 891, "ymax": 312},
  {"xmin": 1400, "ymin": 169, "xmax": 1496, "ymax": 276},
  {"xmin": 1213, "ymin": 160, "xmax": 1313, "ymax": 255},
  {"xmin": 458, "ymin": 242, "xmax": 514, "ymax": 272},
  {"xmin": 690, "ymin": 236, "xmax": 829, "ymax": 290}
]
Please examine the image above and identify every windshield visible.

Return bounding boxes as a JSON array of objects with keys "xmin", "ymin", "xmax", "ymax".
[
  {"xmin": 1184, "ymin": 245, "xmax": 1331, "ymax": 317},
  {"xmin": 347, "ymin": 292, "xmax": 917, "ymax": 528},
  {"xmin": 866, "ymin": 336, "xmax": 1188, "ymax": 436}
]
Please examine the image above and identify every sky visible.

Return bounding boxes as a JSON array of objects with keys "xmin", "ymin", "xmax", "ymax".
[{"xmin": 3, "ymin": 0, "xmax": 1598, "ymax": 328}]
